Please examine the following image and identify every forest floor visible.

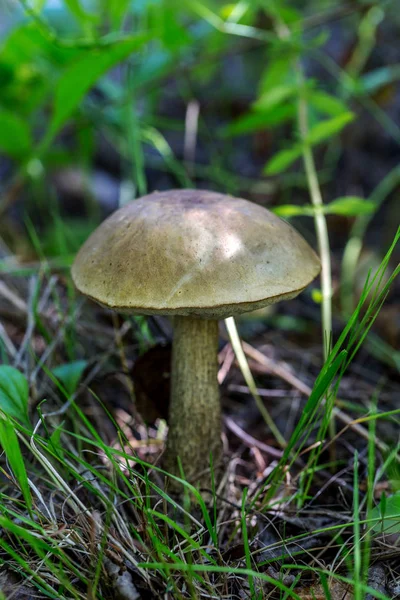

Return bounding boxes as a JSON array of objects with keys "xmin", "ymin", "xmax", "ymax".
[{"xmin": 0, "ymin": 1, "xmax": 400, "ymax": 598}]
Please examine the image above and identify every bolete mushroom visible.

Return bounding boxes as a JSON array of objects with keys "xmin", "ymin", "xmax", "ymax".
[{"xmin": 72, "ymin": 189, "xmax": 320, "ymax": 490}]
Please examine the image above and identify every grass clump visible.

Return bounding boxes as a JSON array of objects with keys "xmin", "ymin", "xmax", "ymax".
[{"xmin": 0, "ymin": 230, "xmax": 398, "ymax": 598}]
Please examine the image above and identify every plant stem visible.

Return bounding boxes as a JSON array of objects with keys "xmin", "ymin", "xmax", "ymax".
[
  {"xmin": 296, "ymin": 67, "xmax": 333, "ymax": 360},
  {"xmin": 273, "ymin": 15, "xmax": 333, "ymax": 360},
  {"xmin": 225, "ymin": 317, "xmax": 287, "ymax": 448}
]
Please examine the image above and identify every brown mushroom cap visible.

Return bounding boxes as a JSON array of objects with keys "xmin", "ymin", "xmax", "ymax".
[{"xmin": 72, "ymin": 189, "xmax": 320, "ymax": 318}]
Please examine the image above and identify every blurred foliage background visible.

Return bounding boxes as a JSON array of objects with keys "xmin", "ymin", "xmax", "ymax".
[{"xmin": 0, "ymin": 0, "xmax": 399, "ymax": 322}]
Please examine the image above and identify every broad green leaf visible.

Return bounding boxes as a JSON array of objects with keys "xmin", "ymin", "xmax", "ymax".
[
  {"xmin": 259, "ymin": 55, "xmax": 294, "ymax": 93},
  {"xmin": 0, "ymin": 366, "xmax": 30, "ymax": 426},
  {"xmin": 306, "ymin": 112, "xmax": 354, "ymax": 146},
  {"xmin": 264, "ymin": 144, "xmax": 302, "ymax": 175},
  {"xmin": 45, "ymin": 32, "xmax": 151, "ymax": 144},
  {"xmin": 1, "ymin": 22, "xmax": 80, "ymax": 68},
  {"xmin": 266, "ymin": 113, "xmax": 355, "ymax": 175},
  {"xmin": 325, "ymin": 196, "xmax": 375, "ymax": 216},
  {"xmin": 222, "ymin": 105, "xmax": 295, "ymax": 137},
  {"xmin": 0, "ymin": 417, "xmax": 32, "ymax": 511},
  {"xmin": 309, "ymin": 91, "xmax": 349, "ymax": 116},
  {"xmin": 370, "ymin": 492, "xmax": 400, "ymax": 534},
  {"xmin": 253, "ymin": 85, "xmax": 297, "ymax": 111},
  {"xmin": 0, "ymin": 110, "xmax": 32, "ymax": 158},
  {"xmin": 52, "ymin": 360, "xmax": 87, "ymax": 396}
]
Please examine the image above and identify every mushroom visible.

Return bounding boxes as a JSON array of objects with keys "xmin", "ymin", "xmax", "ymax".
[{"xmin": 72, "ymin": 189, "xmax": 320, "ymax": 490}]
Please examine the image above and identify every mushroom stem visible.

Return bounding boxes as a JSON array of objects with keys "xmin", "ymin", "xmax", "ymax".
[{"xmin": 165, "ymin": 315, "xmax": 222, "ymax": 490}]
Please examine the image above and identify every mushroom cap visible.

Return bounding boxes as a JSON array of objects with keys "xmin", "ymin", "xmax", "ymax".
[{"xmin": 72, "ymin": 189, "xmax": 320, "ymax": 318}]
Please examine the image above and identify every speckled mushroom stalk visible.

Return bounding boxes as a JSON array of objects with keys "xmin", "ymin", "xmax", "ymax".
[{"xmin": 165, "ymin": 316, "xmax": 221, "ymax": 488}]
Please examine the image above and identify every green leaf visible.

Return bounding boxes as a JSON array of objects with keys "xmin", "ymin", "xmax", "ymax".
[
  {"xmin": 0, "ymin": 366, "xmax": 30, "ymax": 426},
  {"xmin": 0, "ymin": 110, "xmax": 32, "ymax": 158},
  {"xmin": 273, "ymin": 204, "xmax": 314, "ymax": 217},
  {"xmin": 107, "ymin": 0, "xmax": 131, "ymax": 27},
  {"xmin": 370, "ymin": 492, "xmax": 400, "ymax": 534},
  {"xmin": 279, "ymin": 350, "xmax": 347, "ymax": 460},
  {"xmin": 273, "ymin": 197, "xmax": 375, "ymax": 218},
  {"xmin": 259, "ymin": 55, "xmax": 294, "ymax": 93},
  {"xmin": 0, "ymin": 417, "xmax": 32, "ymax": 511},
  {"xmin": 306, "ymin": 112, "xmax": 354, "ymax": 146},
  {"xmin": 325, "ymin": 196, "xmax": 375, "ymax": 216},
  {"xmin": 1, "ymin": 23, "xmax": 80, "ymax": 70},
  {"xmin": 222, "ymin": 105, "xmax": 295, "ymax": 137},
  {"xmin": 274, "ymin": 5, "xmax": 301, "ymax": 24},
  {"xmin": 44, "ymin": 32, "xmax": 151, "ymax": 145},
  {"xmin": 148, "ymin": 5, "xmax": 192, "ymax": 50},
  {"xmin": 49, "ymin": 422, "xmax": 65, "ymax": 460},
  {"xmin": 360, "ymin": 64, "xmax": 400, "ymax": 95},
  {"xmin": 52, "ymin": 360, "xmax": 87, "ymax": 396},
  {"xmin": 264, "ymin": 144, "xmax": 302, "ymax": 175},
  {"xmin": 65, "ymin": 0, "xmax": 100, "ymax": 24},
  {"xmin": 253, "ymin": 85, "xmax": 297, "ymax": 111},
  {"xmin": 309, "ymin": 91, "xmax": 349, "ymax": 117},
  {"xmin": 266, "ymin": 113, "xmax": 355, "ymax": 175}
]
